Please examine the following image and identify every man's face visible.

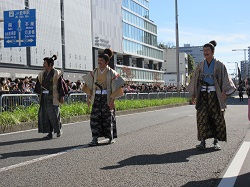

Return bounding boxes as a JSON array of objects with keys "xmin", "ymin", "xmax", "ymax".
[
  {"xmin": 98, "ymin": 57, "xmax": 107, "ymax": 69},
  {"xmin": 203, "ymin": 47, "xmax": 214, "ymax": 60},
  {"xmin": 43, "ymin": 61, "xmax": 49, "ymax": 71}
]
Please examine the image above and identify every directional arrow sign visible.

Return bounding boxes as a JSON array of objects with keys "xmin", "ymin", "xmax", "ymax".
[{"xmin": 4, "ymin": 9, "xmax": 36, "ymax": 48}]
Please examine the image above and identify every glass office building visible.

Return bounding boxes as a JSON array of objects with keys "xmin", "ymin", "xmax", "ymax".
[
  {"xmin": 91, "ymin": 0, "xmax": 164, "ymax": 84},
  {"xmin": 120, "ymin": 0, "xmax": 164, "ymax": 84},
  {"xmin": 122, "ymin": 0, "xmax": 163, "ymax": 61},
  {"xmin": 0, "ymin": 0, "xmax": 164, "ymax": 84}
]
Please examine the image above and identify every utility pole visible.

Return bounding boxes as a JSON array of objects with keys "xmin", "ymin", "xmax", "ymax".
[
  {"xmin": 175, "ymin": 0, "xmax": 180, "ymax": 94},
  {"xmin": 232, "ymin": 49, "xmax": 248, "ymax": 80}
]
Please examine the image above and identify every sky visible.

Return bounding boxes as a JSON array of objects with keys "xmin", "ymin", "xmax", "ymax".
[{"xmin": 149, "ymin": 0, "xmax": 250, "ymax": 75}]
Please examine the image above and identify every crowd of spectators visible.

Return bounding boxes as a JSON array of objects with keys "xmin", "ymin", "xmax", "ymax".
[
  {"xmin": 0, "ymin": 76, "xmax": 187, "ymax": 96},
  {"xmin": 0, "ymin": 76, "xmax": 36, "ymax": 95},
  {"xmin": 122, "ymin": 83, "xmax": 186, "ymax": 93},
  {"xmin": 0, "ymin": 77, "xmax": 85, "ymax": 96}
]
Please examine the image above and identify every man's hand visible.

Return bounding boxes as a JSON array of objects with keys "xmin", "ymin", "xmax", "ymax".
[
  {"xmin": 87, "ymin": 95, "xmax": 91, "ymax": 108},
  {"xmin": 221, "ymin": 91, "xmax": 227, "ymax": 101},
  {"xmin": 109, "ymin": 98, "xmax": 115, "ymax": 110},
  {"xmin": 191, "ymin": 95, "xmax": 196, "ymax": 104},
  {"xmin": 60, "ymin": 97, "xmax": 64, "ymax": 104}
]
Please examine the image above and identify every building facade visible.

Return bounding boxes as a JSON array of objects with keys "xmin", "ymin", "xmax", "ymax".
[
  {"xmin": 92, "ymin": 0, "xmax": 164, "ymax": 84},
  {"xmin": 0, "ymin": 0, "xmax": 164, "ymax": 84},
  {"xmin": 0, "ymin": 0, "xmax": 92, "ymax": 81},
  {"xmin": 179, "ymin": 44, "xmax": 203, "ymax": 66},
  {"xmin": 162, "ymin": 48, "xmax": 188, "ymax": 86},
  {"xmin": 122, "ymin": 0, "xmax": 164, "ymax": 84}
]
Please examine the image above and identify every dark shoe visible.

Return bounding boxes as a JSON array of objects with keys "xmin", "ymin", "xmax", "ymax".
[
  {"xmin": 88, "ymin": 137, "xmax": 98, "ymax": 146},
  {"xmin": 43, "ymin": 133, "xmax": 52, "ymax": 139},
  {"xmin": 108, "ymin": 138, "xmax": 116, "ymax": 144},
  {"xmin": 196, "ymin": 141, "xmax": 206, "ymax": 149},
  {"xmin": 57, "ymin": 130, "xmax": 63, "ymax": 137}
]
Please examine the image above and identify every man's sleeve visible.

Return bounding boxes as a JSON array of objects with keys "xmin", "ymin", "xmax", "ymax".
[
  {"xmin": 34, "ymin": 76, "xmax": 41, "ymax": 94},
  {"xmin": 57, "ymin": 76, "xmax": 68, "ymax": 97}
]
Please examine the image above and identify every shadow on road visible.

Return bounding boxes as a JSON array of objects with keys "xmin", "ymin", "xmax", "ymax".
[
  {"xmin": 0, "ymin": 138, "xmax": 46, "ymax": 147},
  {"xmin": 101, "ymin": 148, "xmax": 219, "ymax": 170},
  {"xmin": 227, "ymin": 97, "xmax": 247, "ymax": 105},
  {"xmin": 181, "ymin": 178, "xmax": 217, "ymax": 187},
  {"xmin": 0, "ymin": 145, "xmax": 82, "ymax": 159},
  {"xmin": 181, "ymin": 171, "xmax": 250, "ymax": 187}
]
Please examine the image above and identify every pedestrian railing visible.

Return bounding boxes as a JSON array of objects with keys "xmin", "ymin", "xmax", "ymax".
[
  {"xmin": 0, "ymin": 94, "xmax": 39, "ymax": 112},
  {"xmin": 66, "ymin": 93, "xmax": 87, "ymax": 104},
  {"xmin": 0, "ymin": 91, "xmax": 191, "ymax": 113}
]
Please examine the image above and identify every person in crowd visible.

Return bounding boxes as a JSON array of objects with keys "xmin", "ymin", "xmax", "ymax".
[
  {"xmin": 247, "ymin": 86, "xmax": 250, "ymax": 98},
  {"xmin": 238, "ymin": 84, "xmax": 244, "ymax": 102},
  {"xmin": 17, "ymin": 82, "xmax": 26, "ymax": 93},
  {"xmin": 0, "ymin": 78, "xmax": 10, "ymax": 93},
  {"xmin": 64, "ymin": 79, "xmax": 72, "ymax": 94},
  {"xmin": 34, "ymin": 55, "xmax": 68, "ymax": 139},
  {"xmin": 82, "ymin": 48, "xmax": 125, "ymax": 146},
  {"xmin": 9, "ymin": 82, "xmax": 21, "ymax": 93},
  {"xmin": 187, "ymin": 40, "xmax": 236, "ymax": 150},
  {"xmin": 76, "ymin": 80, "xmax": 83, "ymax": 92},
  {"xmin": 14, "ymin": 78, "xmax": 21, "ymax": 84},
  {"xmin": 71, "ymin": 82, "xmax": 77, "ymax": 92}
]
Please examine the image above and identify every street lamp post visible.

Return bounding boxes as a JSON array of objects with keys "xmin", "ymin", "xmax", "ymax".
[
  {"xmin": 227, "ymin": 62, "xmax": 239, "ymax": 85},
  {"xmin": 232, "ymin": 49, "xmax": 248, "ymax": 79},
  {"xmin": 175, "ymin": 0, "xmax": 180, "ymax": 94}
]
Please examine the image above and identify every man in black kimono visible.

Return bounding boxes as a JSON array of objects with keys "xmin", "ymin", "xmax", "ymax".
[{"xmin": 34, "ymin": 55, "xmax": 68, "ymax": 139}]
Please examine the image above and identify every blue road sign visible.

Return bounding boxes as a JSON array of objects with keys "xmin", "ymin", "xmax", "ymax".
[{"xmin": 4, "ymin": 9, "xmax": 36, "ymax": 48}]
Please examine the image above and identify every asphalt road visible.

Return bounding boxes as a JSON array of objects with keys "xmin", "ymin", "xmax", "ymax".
[{"xmin": 0, "ymin": 97, "xmax": 249, "ymax": 187}]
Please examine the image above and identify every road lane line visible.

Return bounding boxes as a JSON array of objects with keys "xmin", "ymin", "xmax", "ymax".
[
  {"xmin": 217, "ymin": 141, "xmax": 250, "ymax": 187},
  {"xmin": 0, "ymin": 129, "xmax": 37, "ymax": 136},
  {"xmin": 0, "ymin": 122, "xmax": 88, "ymax": 136},
  {"xmin": 0, "ymin": 139, "xmax": 108, "ymax": 173}
]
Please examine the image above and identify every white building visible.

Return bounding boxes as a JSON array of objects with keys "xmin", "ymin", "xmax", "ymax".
[
  {"xmin": 0, "ymin": 0, "xmax": 164, "ymax": 84},
  {"xmin": 162, "ymin": 48, "xmax": 188, "ymax": 86},
  {"xmin": 0, "ymin": 0, "xmax": 92, "ymax": 81}
]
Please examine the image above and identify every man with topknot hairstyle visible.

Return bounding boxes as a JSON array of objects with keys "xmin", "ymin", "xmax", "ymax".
[
  {"xmin": 34, "ymin": 55, "xmax": 68, "ymax": 139},
  {"xmin": 82, "ymin": 48, "xmax": 125, "ymax": 146},
  {"xmin": 188, "ymin": 40, "xmax": 236, "ymax": 150}
]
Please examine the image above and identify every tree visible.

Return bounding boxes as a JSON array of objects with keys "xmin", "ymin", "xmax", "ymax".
[
  {"xmin": 121, "ymin": 66, "xmax": 135, "ymax": 84},
  {"xmin": 158, "ymin": 42, "xmax": 175, "ymax": 49},
  {"xmin": 153, "ymin": 72, "xmax": 161, "ymax": 86},
  {"xmin": 188, "ymin": 54, "xmax": 195, "ymax": 75}
]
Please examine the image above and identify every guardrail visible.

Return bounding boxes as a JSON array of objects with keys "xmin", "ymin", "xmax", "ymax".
[
  {"xmin": 0, "ymin": 94, "xmax": 39, "ymax": 112},
  {"xmin": 65, "ymin": 93, "xmax": 87, "ymax": 104},
  {"xmin": 0, "ymin": 92, "xmax": 191, "ymax": 113}
]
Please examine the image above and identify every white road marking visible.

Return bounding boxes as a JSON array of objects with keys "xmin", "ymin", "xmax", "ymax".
[
  {"xmin": 217, "ymin": 141, "xmax": 250, "ymax": 187},
  {"xmin": 0, "ymin": 139, "xmax": 108, "ymax": 173},
  {"xmin": 0, "ymin": 129, "xmax": 37, "ymax": 136},
  {"xmin": 0, "ymin": 121, "xmax": 89, "ymax": 136}
]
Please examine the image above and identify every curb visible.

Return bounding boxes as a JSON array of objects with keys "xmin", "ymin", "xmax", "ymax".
[{"xmin": 0, "ymin": 102, "xmax": 190, "ymax": 134}]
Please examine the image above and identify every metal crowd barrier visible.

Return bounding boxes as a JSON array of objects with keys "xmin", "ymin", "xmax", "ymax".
[
  {"xmin": 0, "ymin": 94, "xmax": 39, "ymax": 112},
  {"xmin": 0, "ymin": 92, "xmax": 190, "ymax": 113},
  {"xmin": 66, "ymin": 93, "xmax": 87, "ymax": 104}
]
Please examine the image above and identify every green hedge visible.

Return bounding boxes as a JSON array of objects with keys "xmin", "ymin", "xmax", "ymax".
[{"xmin": 0, "ymin": 97, "xmax": 188, "ymax": 127}]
